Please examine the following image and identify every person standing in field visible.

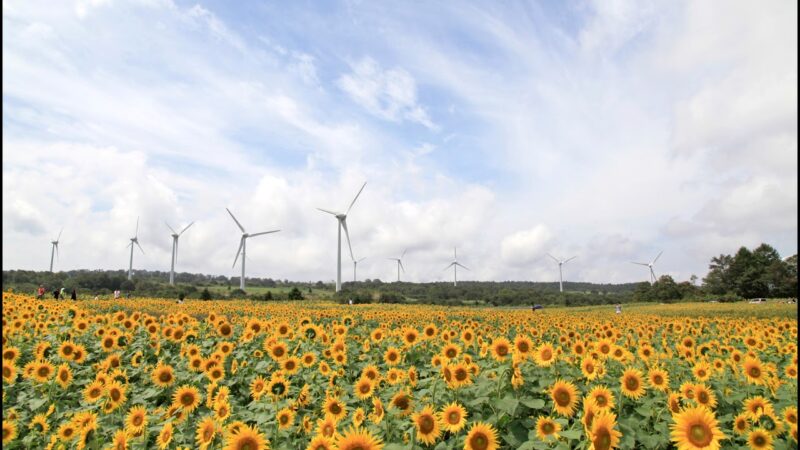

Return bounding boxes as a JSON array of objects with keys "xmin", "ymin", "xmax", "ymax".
[
  {"xmin": 71, "ymin": 288, "xmax": 77, "ymax": 300},
  {"xmin": 37, "ymin": 285, "xmax": 45, "ymax": 300},
  {"xmin": 114, "ymin": 290, "xmax": 120, "ymax": 300},
  {"xmin": 53, "ymin": 288, "xmax": 60, "ymax": 299},
  {"xmin": 60, "ymin": 287, "xmax": 66, "ymax": 300},
  {"xmin": 615, "ymin": 304, "xmax": 622, "ymax": 314}
]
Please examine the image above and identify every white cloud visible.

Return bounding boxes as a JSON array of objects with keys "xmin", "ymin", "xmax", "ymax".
[
  {"xmin": 501, "ymin": 225, "xmax": 554, "ymax": 266},
  {"xmin": 337, "ymin": 57, "xmax": 438, "ymax": 130}
]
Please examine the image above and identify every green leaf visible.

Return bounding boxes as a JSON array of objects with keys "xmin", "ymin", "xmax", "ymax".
[
  {"xmin": 497, "ymin": 396, "xmax": 519, "ymax": 416},
  {"xmin": 560, "ymin": 428, "xmax": 583, "ymax": 440},
  {"xmin": 520, "ymin": 398, "xmax": 546, "ymax": 409},
  {"xmin": 29, "ymin": 397, "xmax": 47, "ymax": 411}
]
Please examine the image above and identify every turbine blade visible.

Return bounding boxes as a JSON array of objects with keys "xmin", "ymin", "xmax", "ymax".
[
  {"xmin": 652, "ymin": 250, "xmax": 663, "ymax": 264},
  {"xmin": 454, "ymin": 247, "xmax": 457, "ymax": 260},
  {"xmin": 456, "ymin": 262, "xmax": 469, "ymax": 270},
  {"xmin": 226, "ymin": 208, "xmax": 246, "ymax": 233},
  {"xmin": 165, "ymin": 221, "xmax": 178, "ymax": 235},
  {"xmin": 564, "ymin": 256, "xmax": 577, "ymax": 263},
  {"xmin": 631, "ymin": 262, "xmax": 649, "ymax": 266},
  {"xmin": 444, "ymin": 262, "xmax": 455, "ymax": 270},
  {"xmin": 232, "ymin": 237, "xmax": 244, "ymax": 268},
  {"xmin": 345, "ymin": 181, "xmax": 367, "ymax": 215},
  {"xmin": 401, "ymin": 248, "xmax": 407, "ymax": 259},
  {"xmin": 341, "ymin": 219, "xmax": 354, "ymax": 261},
  {"xmin": 56, "ymin": 228, "xmax": 63, "ymax": 242},
  {"xmin": 179, "ymin": 221, "xmax": 194, "ymax": 235},
  {"xmin": 316, "ymin": 207, "xmax": 339, "ymax": 216},
  {"xmin": 136, "ymin": 241, "xmax": 145, "ymax": 254},
  {"xmin": 399, "ymin": 260, "xmax": 405, "ymax": 272},
  {"xmin": 135, "ymin": 216, "xmax": 139, "ymax": 237},
  {"xmin": 546, "ymin": 253, "xmax": 559, "ymax": 263},
  {"xmin": 55, "ymin": 243, "xmax": 59, "ymax": 261},
  {"xmin": 174, "ymin": 238, "xmax": 178, "ymax": 265},
  {"xmin": 249, "ymin": 230, "xmax": 280, "ymax": 238},
  {"xmin": 358, "ymin": 257, "xmax": 367, "ymax": 263}
]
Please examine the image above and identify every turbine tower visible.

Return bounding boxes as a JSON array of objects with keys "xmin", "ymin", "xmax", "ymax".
[
  {"xmin": 632, "ymin": 251, "xmax": 663, "ymax": 284},
  {"xmin": 227, "ymin": 208, "xmax": 280, "ymax": 291},
  {"xmin": 444, "ymin": 247, "xmax": 469, "ymax": 286},
  {"xmin": 352, "ymin": 257, "xmax": 366, "ymax": 282},
  {"xmin": 165, "ymin": 221, "xmax": 194, "ymax": 286},
  {"xmin": 546, "ymin": 253, "xmax": 576, "ymax": 293},
  {"xmin": 317, "ymin": 182, "xmax": 366, "ymax": 292},
  {"xmin": 388, "ymin": 249, "xmax": 407, "ymax": 282},
  {"xmin": 127, "ymin": 217, "xmax": 144, "ymax": 280},
  {"xmin": 49, "ymin": 228, "xmax": 62, "ymax": 272}
]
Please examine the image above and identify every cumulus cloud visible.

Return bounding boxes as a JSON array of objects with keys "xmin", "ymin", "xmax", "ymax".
[{"xmin": 500, "ymin": 225, "xmax": 554, "ymax": 266}]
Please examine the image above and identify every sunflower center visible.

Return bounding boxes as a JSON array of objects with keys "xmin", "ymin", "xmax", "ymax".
[
  {"xmin": 455, "ymin": 369, "xmax": 468, "ymax": 381},
  {"xmin": 542, "ymin": 422, "xmax": 554, "ymax": 434},
  {"xmin": 689, "ymin": 424, "xmax": 711, "ymax": 446},
  {"xmin": 111, "ymin": 389, "xmax": 121, "ymax": 401},
  {"xmin": 470, "ymin": 432, "xmax": 488, "ymax": 450},
  {"xmin": 654, "ymin": 375, "xmax": 663, "ymax": 385},
  {"xmin": 448, "ymin": 412, "xmax": 460, "ymax": 424},
  {"xmin": 698, "ymin": 392, "xmax": 709, "ymax": 403},
  {"xmin": 160, "ymin": 372, "xmax": 172, "ymax": 382},
  {"xmin": 37, "ymin": 367, "xmax": 50, "ymax": 377},
  {"xmin": 593, "ymin": 429, "xmax": 611, "ymax": 450},
  {"xmin": 238, "ymin": 437, "xmax": 257, "ymax": 450},
  {"xmin": 625, "ymin": 377, "xmax": 639, "ymax": 391},
  {"xmin": 556, "ymin": 390, "xmax": 571, "ymax": 406},
  {"xmin": 419, "ymin": 415, "xmax": 435, "ymax": 433},
  {"xmin": 749, "ymin": 367, "xmax": 761, "ymax": 378},
  {"xmin": 518, "ymin": 342, "xmax": 529, "ymax": 353},
  {"xmin": 541, "ymin": 349, "xmax": 552, "ymax": 360},
  {"xmin": 595, "ymin": 395, "xmax": 607, "ymax": 406},
  {"xmin": 181, "ymin": 393, "xmax": 194, "ymax": 406},
  {"xmin": 133, "ymin": 415, "xmax": 143, "ymax": 426},
  {"xmin": 330, "ymin": 403, "xmax": 342, "ymax": 414},
  {"xmin": 753, "ymin": 435, "xmax": 766, "ymax": 446}
]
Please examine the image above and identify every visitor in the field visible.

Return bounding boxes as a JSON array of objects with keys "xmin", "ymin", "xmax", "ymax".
[
  {"xmin": 37, "ymin": 285, "xmax": 45, "ymax": 300},
  {"xmin": 71, "ymin": 288, "xmax": 77, "ymax": 300}
]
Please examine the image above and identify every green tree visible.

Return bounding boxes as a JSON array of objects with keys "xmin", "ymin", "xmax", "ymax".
[
  {"xmin": 288, "ymin": 287, "xmax": 303, "ymax": 300},
  {"xmin": 200, "ymin": 288, "xmax": 212, "ymax": 301}
]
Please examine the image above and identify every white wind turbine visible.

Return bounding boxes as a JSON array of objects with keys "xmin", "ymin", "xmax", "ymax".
[
  {"xmin": 127, "ymin": 217, "xmax": 144, "ymax": 280},
  {"xmin": 632, "ymin": 251, "xmax": 663, "ymax": 284},
  {"xmin": 444, "ymin": 247, "xmax": 469, "ymax": 286},
  {"xmin": 352, "ymin": 256, "xmax": 366, "ymax": 282},
  {"xmin": 227, "ymin": 208, "xmax": 280, "ymax": 291},
  {"xmin": 317, "ymin": 182, "xmax": 366, "ymax": 292},
  {"xmin": 165, "ymin": 221, "xmax": 194, "ymax": 286},
  {"xmin": 49, "ymin": 228, "xmax": 62, "ymax": 272},
  {"xmin": 388, "ymin": 249, "xmax": 407, "ymax": 282},
  {"xmin": 547, "ymin": 253, "xmax": 576, "ymax": 293}
]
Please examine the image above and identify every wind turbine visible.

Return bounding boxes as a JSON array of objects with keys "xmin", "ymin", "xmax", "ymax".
[
  {"xmin": 444, "ymin": 247, "xmax": 469, "ymax": 286},
  {"xmin": 388, "ymin": 249, "xmax": 407, "ymax": 282},
  {"xmin": 127, "ymin": 217, "xmax": 144, "ymax": 280},
  {"xmin": 631, "ymin": 251, "xmax": 663, "ymax": 284},
  {"xmin": 165, "ymin": 221, "xmax": 194, "ymax": 286},
  {"xmin": 227, "ymin": 208, "xmax": 280, "ymax": 291},
  {"xmin": 49, "ymin": 228, "xmax": 62, "ymax": 272},
  {"xmin": 546, "ymin": 253, "xmax": 576, "ymax": 293},
  {"xmin": 317, "ymin": 182, "xmax": 366, "ymax": 292},
  {"xmin": 352, "ymin": 257, "xmax": 366, "ymax": 282}
]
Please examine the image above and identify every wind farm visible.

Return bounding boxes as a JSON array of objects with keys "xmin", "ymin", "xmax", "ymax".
[{"xmin": 3, "ymin": 2, "xmax": 797, "ymax": 450}]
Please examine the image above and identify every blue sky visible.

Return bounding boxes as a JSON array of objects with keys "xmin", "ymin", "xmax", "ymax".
[{"xmin": 3, "ymin": 0, "xmax": 797, "ymax": 284}]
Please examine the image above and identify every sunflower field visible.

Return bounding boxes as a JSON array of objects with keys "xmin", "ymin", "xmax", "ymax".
[{"xmin": 2, "ymin": 293, "xmax": 797, "ymax": 450}]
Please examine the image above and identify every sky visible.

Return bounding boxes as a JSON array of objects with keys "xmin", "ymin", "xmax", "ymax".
[{"xmin": 2, "ymin": 0, "xmax": 797, "ymax": 284}]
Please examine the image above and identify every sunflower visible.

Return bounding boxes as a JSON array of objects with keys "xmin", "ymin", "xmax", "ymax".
[
  {"xmin": 648, "ymin": 368, "xmax": 670, "ymax": 391},
  {"xmin": 412, "ymin": 405, "xmax": 441, "ymax": 446},
  {"xmin": 324, "ymin": 396, "xmax": 347, "ymax": 422},
  {"xmin": 334, "ymin": 426, "xmax": 383, "ymax": 450},
  {"xmin": 354, "ymin": 377, "xmax": 375, "ymax": 400},
  {"xmin": 32, "ymin": 360, "xmax": 55, "ymax": 383},
  {"xmin": 733, "ymin": 413, "xmax": 751, "ymax": 435},
  {"xmin": 691, "ymin": 384, "xmax": 717, "ymax": 409},
  {"xmin": 58, "ymin": 341, "xmax": 76, "ymax": 360},
  {"xmin": 744, "ymin": 397, "xmax": 775, "ymax": 420},
  {"xmin": 490, "ymin": 337, "xmax": 512, "ymax": 361},
  {"xmin": 534, "ymin": 343, "xmax": 556, "ymax": 367},
  {"xmin": 742, "ymin": 358, "xmax": 766, "ymax": 385},
  {"xmin": 535, "ymin": 416, "xmax": 561, "ymax": 440},
  {"xmin": 692, "ymin": 361, "xmax": 712, "ymax": 382},
  {"xmin": 56, "ymin": 421, "xmax": 79, "ymax": 443},
  {"xmin": 390, "ymin": 391, "xmax": 414, "ymax": 416},
  {"xmin": 513, "ymin": 335, "xmax": 533, "ymax": 359},
  {"xmin": 550, "ymin": 380, "xmax": 579, "ymax": 417},
  {"xmin": 282, "ymin": 356, "xmax": 301, "ymax": 375},
  {"xmin": 587, "ymin": 386, "xmax": 615, "ymax": 411},
  {"xmin": 125, "ymin": 405, "xmax": 148, "ymax": 435},
  {"xmin": 370, "ymin": 398, "xmax": 385, "ymax": 425},
  {"xmin": 84, "ymin": 381, "xmax": 105, "ymax": 403},
  {"xmin": 267, "ymin": 341, "xmax": 288, "ymax": 361},
  {"xmin": 106, "ymin": 380, "xmax": 128, "ymax": 409},
  {"xmin": 173, "ymin": 385, "xmax": 201, "ymax": 413},
  {"xmin": 442, "ymin": 343, "xmax": 461, "ymax": 360},
  {"xmin": 53, "ymin": 363, "xmax": 72, "ymax": 388},
  {"xmin": 620, "ymin": 367, "xmax": 646, "ymax": 399},
  {"xmin": 250, "ymin": 375, "xmax": 267, "ymax": 400},
  {"xmin": 152, "ymin": 364, "xmax": 176, "ymax": 387},
  {"xmin": 3, "ymin": 420, "xmax": 16, "ymax": 444},
  {"xmin": 383, "ymin": 347, "xmax": 401, "ymax": 366},
  {"xmin": 2, "ymin": 346, "xmax": 20, "ymax": 362},
  {"xmin": 268, "ymin": 376, "xmax": 290, "ymax": 399},
  {"xmin": 196, "ymin": 416, "xmax": 217, "ymax": 448},
  {"xmin": 222, "ymin": 424, "xmax": 268, "ymax": 450},
  {"xmin": 277, "ymin": 407, "xmax": 295, "ymax": 430},
  {"xmin": 581, "ymin": 357, "xmax": 602, "ymax": 380},
  {"xmin": 403, "ymin": 328, "xmax": 419, "ymax": 346},
  {"xmin": 747, "ymin": 428, "xmax": 772, "ymax": 449},
  {"xmin": 317, "ymin": 415, "xmax": 338, "ymax": 438},
  {"xmin": 29, "ymin": 414, "xmax": 49, "ymax": 433},
  {"xmin": 450, "ymin": 362, "xmax": 472, "ymax": 388},
  {"xmin": 306, "ymin": 435, "xmax": 334, "ymax": 450},
  {"xmin": 589, "ymin": 410, "xmax": 622, "ymax": 450},
  {"xmin": 783, "ymin": 406, "xmax": 798, "ymax": 426},
  {"xmin": 464, "ymin": 422, "xmax": 498, "ymax": 450},
  {"xmin": 2, "ymin": 361, "xmax": 16, "ymax": 384},
  {"xmin": 670, "ymin": 406, "xmax": 726, "ymax": 450}
]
